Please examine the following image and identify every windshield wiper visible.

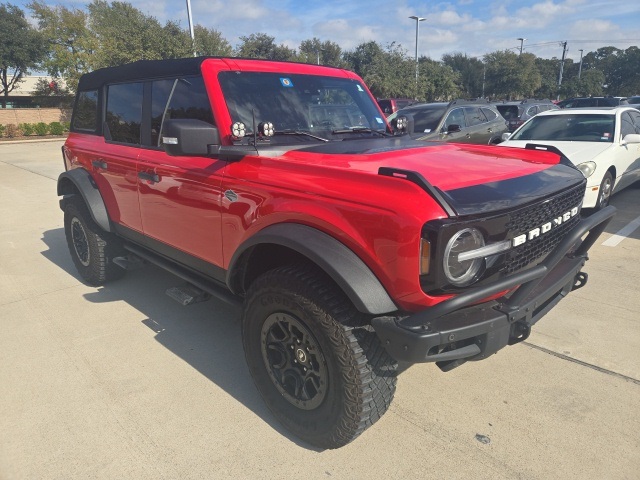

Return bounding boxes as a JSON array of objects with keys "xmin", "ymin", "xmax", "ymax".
[
  {"xmin": 331, "ymin": 126, "xmax": 389, "ymax": 136},
  {"xmin": 273, "ymin": 130, "xmax": 329, "ymax": 142}
]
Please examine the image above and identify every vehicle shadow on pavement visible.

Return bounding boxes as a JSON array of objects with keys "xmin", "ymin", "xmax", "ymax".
[{"xmin": 39, "ymin": 227, "xmax": 325, "ymax": 451}]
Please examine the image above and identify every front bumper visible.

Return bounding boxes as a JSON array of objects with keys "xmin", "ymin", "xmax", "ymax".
[{"xmin": 372, "ymin": 206, "xmax": 616, "ymax": 369}]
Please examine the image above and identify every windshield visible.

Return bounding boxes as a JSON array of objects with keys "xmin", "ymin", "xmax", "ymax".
[
  {"xmin": 392, "ymin": 105, "xmax": 448, "ymax": 134},
  {"xmin": 510, "ymin": 113, "xmax": 615, "ymax": 143},
  {"xmin": 218, "ymin": 71, "xmax": 387, "ymax": 142}
]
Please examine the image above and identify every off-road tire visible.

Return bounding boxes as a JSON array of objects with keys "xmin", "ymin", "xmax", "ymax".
[
  {"xmin": 64, "ymin": 196, "xmax": 125, "ymax": 285},
  {"xmin": 242, "ymin": 264, "xmax": 397, "ymax": 449}
]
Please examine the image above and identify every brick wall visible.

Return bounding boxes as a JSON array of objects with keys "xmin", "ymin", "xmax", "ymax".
[{"xmin": 0, "ymin": 108, "xmax": 71, "ymax": 125}]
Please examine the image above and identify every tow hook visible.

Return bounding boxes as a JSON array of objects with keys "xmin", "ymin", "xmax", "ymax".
[
  {"xmin": 508, "ymin": 321, "xmax": 530, "ymax": 345},
  {"xmin": 572, "ymin": 271, "xmax": 588, "ymax": 291}
]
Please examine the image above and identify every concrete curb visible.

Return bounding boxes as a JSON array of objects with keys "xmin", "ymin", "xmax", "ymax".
[{"xmin": 0, "ymin": 136, "xmax": 67, "ymax": 145}]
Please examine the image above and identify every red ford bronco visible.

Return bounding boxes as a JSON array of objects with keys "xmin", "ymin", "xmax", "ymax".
[{"xmin": 58, "ymin": 57, "xmax": 615, "ymax": 449}]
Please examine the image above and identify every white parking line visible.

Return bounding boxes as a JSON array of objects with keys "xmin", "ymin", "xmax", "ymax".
[{"xmin": 602, "ymin": 214, "xmax": 640, "ymax": 247}]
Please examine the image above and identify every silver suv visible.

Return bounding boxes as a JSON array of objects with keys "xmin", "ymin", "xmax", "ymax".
[{"xmin": 496, "ymin": 99, "xmax": 559, "ymax": 132}]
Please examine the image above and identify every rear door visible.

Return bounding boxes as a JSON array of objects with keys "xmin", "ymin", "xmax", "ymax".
[{"xmin": 95, "ymin": 82, "xmax": 145, "ymax": 232}]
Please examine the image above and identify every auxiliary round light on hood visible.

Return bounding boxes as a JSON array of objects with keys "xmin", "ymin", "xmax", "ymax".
[
  {"xmin": 231, "ymin": 122, "xmax": 246, "ymax": 139},
  {"xmin": 258, "ymin": 121, "xmax": 275, "ymax": 137}
]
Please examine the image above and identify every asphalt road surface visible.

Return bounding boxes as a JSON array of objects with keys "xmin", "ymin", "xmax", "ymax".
[{"xmin": 1, "ymin": 140, "xmax": 638, "ymax": 479}]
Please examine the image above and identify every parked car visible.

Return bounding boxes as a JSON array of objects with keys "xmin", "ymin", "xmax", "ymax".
[
  {"xmin": 557, "ymin": 96, "xmax": 629, "ymax": 108},
  {"xmin": 58, "ymin": 57, "xmax": 615, "ymax": 448},
  {"xmin": 496, "ymin": 99, "xmax": 559, "ymax": 132},
  {"xmin": 388, "ymin": 99, "xmax": 508, "ymax": 144},
  {"xmin": 377, "ymin": 98, "xmax": 414, "ymax": 114},
  {"xmin": 499, "ymin": 106, "xmax": 640, "ymax": 209}
]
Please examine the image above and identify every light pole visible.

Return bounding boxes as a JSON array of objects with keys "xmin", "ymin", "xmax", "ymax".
[
  {"xmin": 517, "ymin": 37, "xmax": 526, "ymax": 55},
  {"xmin": 409, "ymin": 15, "xmax": 425, "ymax": 91},
  {"xmin": 578, "ymin": 49, "xmax": 584, "ymax": 79},
  {"xmin": 186, "ymin": 0, "xmax": 196, "ymax": 57}
]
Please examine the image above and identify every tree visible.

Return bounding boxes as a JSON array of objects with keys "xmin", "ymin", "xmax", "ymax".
[
  {"xmin": 419, "ymin": 58, "xmax": 461, "ymax": 101},
  {"xmin": 28, "ymin": 1, "xmax": 94, "ymax": 93},
  {"xmin": 299, "ymin": 38, "xmax": 344, "ymax": 67},
  {"xmin": 442, "ymin": 53, "xmax": 484, "ymax": 98},
  {"xmin": 194, "ymin": 25, "xmax": 232, "ymax": 56},
  {"xmin": 483, "ymin": 50, "xmax": 541, "ymax": 99},
  {"xmin": 87, "ymin": 1, "xmax": 191, "ymax": 69},
  {"xmin": 236, "ymin": 33, "xmax": 297, "ymax": 61},
  {"xmin": 0, "ymin": 3, "xmax": 46, "ymax": 107}
]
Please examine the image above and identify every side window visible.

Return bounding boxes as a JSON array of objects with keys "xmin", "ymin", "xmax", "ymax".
[
  {"xmin": 481, "ymin": 107, "xmax": 497, "ymax": 121},
  {"xmin": 444, "ymin": 108, "xmax": 466, "ymax": 130},
  {"xmin": 72, "ymin": 90, "xmax": 99, "ymax": 132},
  {"xmin": 151, "ymin": 79, "xmax": 175, "ymax": 147},
  {"xmin": 628, "ymin": 111, "xmax": 640, "ymax": 133},
  {"xmin": 620, "ymin": 112, "xmax": 636, "ymax": 138},
  {"xmin": 527, "ymin": 106, "xmax": 539, "ymax": 116},
  {"xmin": 464, "ymin": 107, "xmax": 486, "ymax": 127},
  {"xmin": 160, "ymin": 76, "xmax": 214, "ymax": 142},
  {"xmin": 106, "ymin": 82, "xmax": 143, "ymax": 144}
]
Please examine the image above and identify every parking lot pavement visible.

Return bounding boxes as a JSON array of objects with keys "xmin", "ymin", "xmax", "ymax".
[{"xmin": 1, "ymin": 141, "xmax": 638, "ymax": 479}]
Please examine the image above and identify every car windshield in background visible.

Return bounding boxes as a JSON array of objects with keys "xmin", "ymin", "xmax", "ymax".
[
  {"xmin": 397, "ymin": 105, "xmax": 448, "ymax": 134},
  {"xmin": 218, "ymin": 71, "xmax": 387, "ymax": 140},
  {"xmin": 510, "ymin": 114, "xmax": 615, "ymax": 143}
]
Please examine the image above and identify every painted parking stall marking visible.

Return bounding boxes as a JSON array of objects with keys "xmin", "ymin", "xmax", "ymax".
[{"xmin": 602, "ymin": 214, "xmax": 640, "ymax": 247}]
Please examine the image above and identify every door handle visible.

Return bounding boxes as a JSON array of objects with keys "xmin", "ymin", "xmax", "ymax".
[
  {"xmin": 92, "ymin": 159, "xmax": 107, "ymax": 169},
  {"xmin": 138, "ymin": 171, "xmax": 160, "ymax": 183}
]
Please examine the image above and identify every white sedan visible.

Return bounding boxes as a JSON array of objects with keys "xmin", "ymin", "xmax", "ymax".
[{"xmin": 498, "ymin": 107, "xmax": 640, "ymax": 209}]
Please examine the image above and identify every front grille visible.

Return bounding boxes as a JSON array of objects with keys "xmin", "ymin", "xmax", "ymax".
[{"xmin": 502, "ymin": 184, "xmax": 584, "ymax": 274}]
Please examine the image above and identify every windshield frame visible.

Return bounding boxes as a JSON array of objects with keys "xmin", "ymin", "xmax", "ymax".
[
  {"xmin": 510, "ymin": 113, "xmax": 616, "ymax": 143},
  {"xmin": 218, "ymin": 70, "xmax": 389, "ymax": 144}
]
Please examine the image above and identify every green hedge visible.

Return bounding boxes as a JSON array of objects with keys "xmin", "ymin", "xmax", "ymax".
[{"xmin": 0, "ymin": 121, "xmax": 69, "ymax": 138}]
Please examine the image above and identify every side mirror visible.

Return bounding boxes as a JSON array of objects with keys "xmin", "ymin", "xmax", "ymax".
[
  {"xmin": 621, "ymin": 133, "xmax": 640, "ymax": 145},
  {"xmin": 501, "ymin": 132, "xmax": 511, "ymax": 141},
  {"xmin": 162, "ymin": 119, "xmax": 220, "ymax": 156},
  {"xmin": 446, "ymin": 124, "xmax": 462, "ymax": 133}
]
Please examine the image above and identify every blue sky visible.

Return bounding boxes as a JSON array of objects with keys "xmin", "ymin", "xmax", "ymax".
[{"xmin": 12, "ymin": 0, "xmax": 640, "ymax": 62}]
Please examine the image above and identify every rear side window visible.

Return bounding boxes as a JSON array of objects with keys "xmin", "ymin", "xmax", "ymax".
[
  {"xmin": 106, "ymin": 82, "xmax": 143, "ymax": 144},
  {"xmin": 481, "ymin": 107, "xmax": 497, "ymax": 121},
  {"xmin": 72, "ymin": 90, "xmax": 99, "ymax": 132},
  {"xmin": 464, "ymin": 106, "xmax": 486, "ymax": 126}
]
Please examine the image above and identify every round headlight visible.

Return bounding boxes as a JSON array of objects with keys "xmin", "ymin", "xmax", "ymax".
[
  {"xmin": 443, "ymin": 228, "xmax": 485, "ymax": 286},
  {"xmin": 577, "ymin": 161, "xmax": 596, "ymax": 178}
]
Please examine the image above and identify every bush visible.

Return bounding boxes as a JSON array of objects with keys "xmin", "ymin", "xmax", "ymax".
[
  {"xmin": 62, "ymin": 121, "xmax": 70, "ymax": 132},
  {"xmin": 5, "ymin": 124, "xmax": 24, "ymax": 138},
  {"xmin": 21, "ymin": 123, "xmax": 35, "ymax": 136},
  {"xmin": 34, "ymin": 122, "xmax": 49, "ymax": 136},
  {"xmin": 0, "ymin": 124, "xmax": 5, "ymax": 138},
  {"xmin": 49, "ymin": 122, "xmax": 65, "ymax": 135}
]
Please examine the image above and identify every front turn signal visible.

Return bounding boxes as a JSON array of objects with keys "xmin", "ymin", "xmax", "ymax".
[{"xmin": 420, "ymin": 238, "xmax": 431, "ymax": 275}]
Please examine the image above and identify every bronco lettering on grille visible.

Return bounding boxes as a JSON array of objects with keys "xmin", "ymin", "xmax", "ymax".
[{"xmin": 512, "ymin": 206, "xmax": 579, "ymax": 247}]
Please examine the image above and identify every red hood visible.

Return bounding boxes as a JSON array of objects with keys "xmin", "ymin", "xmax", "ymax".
[{"xmin": 286, "ymin": 140, "xmax": 560, "ymax": 192}]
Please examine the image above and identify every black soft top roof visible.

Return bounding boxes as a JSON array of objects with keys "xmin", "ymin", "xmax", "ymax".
[
  {"xmin": 77, "ymin": 57, "xmax": 212, "ymax": 91},
  {"xmin": 76, "ymin": 56, "xmax": 347, "ymax": 91}
]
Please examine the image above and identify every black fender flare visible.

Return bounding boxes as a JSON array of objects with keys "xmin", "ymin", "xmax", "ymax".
[
  {"xmin": 228, "ymin": 223, "xmax": 398, "ymax": 315},
  {"xmin": 57, "ymin": 169, "xmax": 112, "ymax": 232}
]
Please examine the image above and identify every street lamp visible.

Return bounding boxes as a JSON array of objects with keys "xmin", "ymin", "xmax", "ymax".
[
  {"xmin": 578, "ymin": 49, "xmax": 584, "ymax": 79},
  {"xmin": 517, "ymin": 37, "xmax": 526, "ymax": 55},
  {"xmin": 409, "ymin": 15, "xmax": 425, "ymax": 90},
  {"xmin": 186, "ymin": 0, "xmax": 196, "ymax": 56}
]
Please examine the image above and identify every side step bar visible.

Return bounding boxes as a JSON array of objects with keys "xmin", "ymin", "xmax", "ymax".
[{"xmin": 122, "ymin": 243, "xmax": 243, "ymax": 308}]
